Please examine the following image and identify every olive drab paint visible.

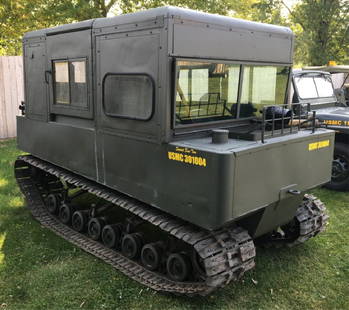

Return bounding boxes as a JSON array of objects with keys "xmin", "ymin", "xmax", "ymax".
[
  {"xmin": 291, "ymin": 70, "xmax": 349, "ymax": 190},
  {"xmin": 17, "ymin": 6, "xmax": 334, "ymax": 236}
]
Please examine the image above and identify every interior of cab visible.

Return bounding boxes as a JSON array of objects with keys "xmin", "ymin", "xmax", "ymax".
[{"xmin": 175, "ymin": 60, "xmax": 290, "ymax": 126}]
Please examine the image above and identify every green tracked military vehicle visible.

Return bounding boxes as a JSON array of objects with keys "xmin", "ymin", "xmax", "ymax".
[{"xmin": 15, "ymin": 7, "xmax": 333, "ymax": 296}]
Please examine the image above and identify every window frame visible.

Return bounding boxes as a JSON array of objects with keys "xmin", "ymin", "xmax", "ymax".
[
  {"xmin": 51, "ymin": 57, "xmax": 92, "ymax": 119},
  {"xmin": 293, "ymin": 73, "xmax": 336, "ymax": 101},
  {"xmin": 52, "ymin": 57, "xmax": 89, "ymax": 110},
  {"xmin": 172, "ymin": 58, "xmax": 291, "ymax": 130},
  {"xmin": 52, "ymin": 60, "xmax": 71, "ymax": 106},
  {"xmin": 102, "ymin": 72, "xmax": 155, "ymax": 121}
]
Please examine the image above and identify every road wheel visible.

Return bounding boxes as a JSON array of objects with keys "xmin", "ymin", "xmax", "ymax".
[
  {"xmin": 59, "ymin": 203, "xmax": 74, "ymax": 225},
  {"xmin": 325, "ymin": 142, "xmax": 349, "ymax": 191},
  {"xmin": 166, "ymin": 253, "xmax": 191, "ymax": 282},
  {"xmin": 141, "ymin": 242, "xmax": 163, "ymax": 271},
  {"xmin": 72, "ymin": 210, "xmax": 88, "ymax": 232},
  {"xmin": 88, "ymin": 217, "xmax": 105, "ymax": 241},
  {"xmin": 102, "ymin": 223, "xmax": 123, "ymax": 248},
  {"xmin": 46, "ymin": 193, "xmax": 61, "ymax": 215},
  {"xmin": 121, "ymin": 233, "xmax": 143, "ymax": 259}
]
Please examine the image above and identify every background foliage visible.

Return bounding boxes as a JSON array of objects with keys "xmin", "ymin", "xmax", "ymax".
[{"xmin": 0, "ymin": 1, "xmax": 348, "ymax": 66}]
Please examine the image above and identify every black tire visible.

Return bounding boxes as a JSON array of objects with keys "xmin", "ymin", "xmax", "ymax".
[
  {"xmin": 88, "ymin": 217, "xmax": 106, "ymax": 241},
  {"xmin": 325, "ymin": 142, "xmax": 349, "ymax": 191},
  {"xmin": 121, "ymin": 233, "xmax": 143, "ymax": 259},
  {"xmin": 46, "ymin": 193, "xmax": 61, "ymax": 214},
  {"xmin": 141, "ymin": 242, "xmax": 163, "ymax": 271},
  {"xmin": 59, "ymin": 203, "xmax": 74, "ymax": 225},
  {"xmin": 72, "ymin": 210, "xmax": 88, "ymax": 232},
  {"xmin": 102, "ymin": 224, "xmax": 123, "ymax": 248},
  {"xmin": 166, "ymin": 253, "xmax": 191, "ymax": 282}
]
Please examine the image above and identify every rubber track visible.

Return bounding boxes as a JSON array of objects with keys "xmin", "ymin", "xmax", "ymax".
[
  {"xmin": 15, "ymin": 155, "xmax": 256, "ymax": 296},
  {"xmin": 287, "ymin": 194, "xmax": 329, "ymax": 247}
]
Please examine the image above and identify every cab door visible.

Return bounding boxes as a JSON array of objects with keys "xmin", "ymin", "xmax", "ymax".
[{"xmin": 95, "ymin": 30, "xmax": 160, "ymax": 189}]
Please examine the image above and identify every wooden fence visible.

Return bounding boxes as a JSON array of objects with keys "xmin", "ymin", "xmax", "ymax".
[{"xmin": 0, "ymin": 56, "xmax": 24, "ymax": 139}]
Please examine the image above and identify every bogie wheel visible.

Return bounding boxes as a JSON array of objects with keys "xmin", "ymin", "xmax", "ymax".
[
  {"xmin": 166, "ymin": 253, "xmax": 191, "ymax": 282},
  {"xmin": 102, "ymin": 223, "xmax": 123, "ymax": 248},
  {"xmin": 141, "ymin": 242, "xmax": 163, "ymax": 271},
  {"xmin": 121, "ymin": 233, "xmax": 143, "ymax": 259},
  {"xmin": 325, "ymin": 142, "xmax": 349, "ymax": 191},
  {"xmin": 72, "ymin": 210, "xmax": 88, "ymax": 232},
  {"xmin": 88, "ymin": 217, "xmax": 105, "ymax": 241},
  {"xmin": 46, "ymin": 193, "xmax": 61, "ymax": 215},
  {"xmin": 59, "ymin": 203, "xmax": 74, "ymax": 225}
]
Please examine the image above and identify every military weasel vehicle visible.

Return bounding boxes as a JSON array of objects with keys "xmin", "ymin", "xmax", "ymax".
[
  {"xmin": 303, "ymin": 64, "xmax": 349, "ymax": 105},
  {"xmin": 291, "ymin": 70, "xmax": 349, "ymax": 190},
  {"xmin": 15, "ymin": 7, "xmax": 333, "ymax": 296}
]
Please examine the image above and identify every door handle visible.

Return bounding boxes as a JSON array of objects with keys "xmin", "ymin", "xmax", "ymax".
[{"xmin": 45, "ymin": 70, "xmax": 52, "ymax": 84}]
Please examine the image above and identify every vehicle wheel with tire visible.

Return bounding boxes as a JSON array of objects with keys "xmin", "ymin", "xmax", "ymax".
[{"xmin": 325, "ymin": 142, "xmax": 349, "ymax": 191}]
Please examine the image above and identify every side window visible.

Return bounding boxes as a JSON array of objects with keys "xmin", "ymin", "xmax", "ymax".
[
  {"xmin": 240, "ymin": 65, "xmax": 289, "ymax": 117},
  {"xmin": 175, "ymin": 61, "xmax": 240, "ymax": 125},
  {"xmin": 54, "ymin": 61, "xmax": 70, "ymax": 105},
  {"xmin": 71, "ymin": 60, "xmax": 87, "ymax": 108},
  {"xmin": 53, "ymin": 59, "xmax": 87, "ymax": 109},
  {"xmin": 103, "ymin": 74, "xmax": 154, "ymax": 120}
]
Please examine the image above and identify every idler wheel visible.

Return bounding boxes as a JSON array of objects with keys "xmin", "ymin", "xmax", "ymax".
[
  {"xmin": 141, "ymin": 242, "xmax": 163, "ymax": 271},
  {"xmin": 121, "ymin": 233, "xmax": 143, "ymax": 259},
  {"xmin": 46, "ymin": 193, "xmax": 61, "ymax": 214},
  {"xmin": 102, "ymin": 223, "xmax": 123, "ymax": 248},
  {"xmin": 59, "ymin": 203, "xmax": 74, "ymax": 225},
  {"xmin": 166, "ymin": 253, "xmax": 191, "ymax": 282},
  {"xmin": 72, "ymin": 210, "xmax": 88, "ymax": 232},
  {"xmin": 88, "ymin": 217, "xmax": 106, "ymax": 241}
]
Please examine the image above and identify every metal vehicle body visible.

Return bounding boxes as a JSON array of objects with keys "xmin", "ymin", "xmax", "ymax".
[
  {"xmin": 291, "ymin": 69, "xmax": 349, "ymax": 190},
  {"xmin": 15, "ymin": 6, "xmax": 333, "ymax": 295}
]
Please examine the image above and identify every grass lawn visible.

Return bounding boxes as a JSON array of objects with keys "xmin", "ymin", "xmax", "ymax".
[{"xmin": 0, "ymin": 138, "xmax": 348, "ymax": 310}]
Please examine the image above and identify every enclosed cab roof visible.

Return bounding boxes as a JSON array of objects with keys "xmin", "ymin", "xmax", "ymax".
[
  {"xmin": 24, "ymin": 6, "xmax": 293, "ymax": 64},
  {"xmin": 303, "ymin": 65, "xmax": 349, "ymax": 74},
  {"xmin": 292, "ymin": 70, "xmax": 332, "ymax": 77},
  {"xmin": 93, "ymin": 6, "xmax": 291, "ymax": 34}
]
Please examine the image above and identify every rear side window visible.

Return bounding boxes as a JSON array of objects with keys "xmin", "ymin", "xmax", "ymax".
[
  {"xmin": 54, "ymin": 62, "xmax": 70, "ymax": 105},
  {"xmin": 53, "ymin": 59, "xmax": 87, "ymax": 109},
  {"xmin": 103, "ymin": 74, "xmax": 154, "ymax": 120}
]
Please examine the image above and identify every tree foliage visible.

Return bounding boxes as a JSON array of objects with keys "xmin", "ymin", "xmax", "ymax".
[
  {"xmin": 0, "ymin": 0, "xmax": 348, "ymax": 65},
  {"xmin": 0, "ymin": 0, "xmax": 116, "ymax": 55},
  {"xmin": 287, "ymin": 0, "xmax": 349, "ymax": 65}
]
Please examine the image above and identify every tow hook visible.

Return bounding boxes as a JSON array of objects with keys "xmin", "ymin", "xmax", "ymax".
[{"xmin": 288, "ymin": 189, "xmax": 301, "ymax": 195}]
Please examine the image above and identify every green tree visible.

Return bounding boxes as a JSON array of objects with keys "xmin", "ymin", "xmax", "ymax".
[
  {"xmin": 283, "ymin": 0, "xmax": 349, "ymax": 65},
  {"xmin": 250, "ymin": 0, "xmax": 287, "ymax": 25},
  {"xmin": 0, "ymin": 0, "xmax": 118, "ymax": 55}
]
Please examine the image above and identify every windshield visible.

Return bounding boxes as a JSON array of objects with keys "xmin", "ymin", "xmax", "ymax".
[
  {"xmin": 175, "ymin": 60, "xmax": 290, "ymax": 125},
  {"xmin": 294, "ymin": 74, "xmax": 334, "ymax": 99}
]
